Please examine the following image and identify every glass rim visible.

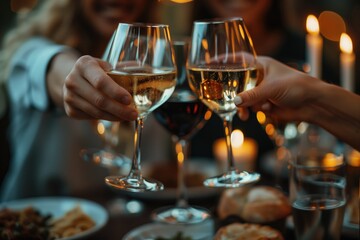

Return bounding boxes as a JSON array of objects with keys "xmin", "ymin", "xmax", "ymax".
[
  {"xmin": 193, "ymin": 17, "xmax": 244, "ymax": 25},
  {"xmin": 289, "ymin": 153, "xmax": 345, "ymax": 169},
  {"xmin": 117, "ymin": 22, "xmax": 170, "ymax": 28}
]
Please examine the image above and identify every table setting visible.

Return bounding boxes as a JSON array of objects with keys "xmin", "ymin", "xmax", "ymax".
[{"xmin": 1, "ymin": 15, "xmax": 359, "ymax": 240}]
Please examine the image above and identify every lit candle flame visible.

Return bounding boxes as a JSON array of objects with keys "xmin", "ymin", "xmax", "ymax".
[
  {"xmin": 231, "ymin": 129, "xmax": 244, "ymax": 147},
  {"xmin": 170, "ymin": 0, "xmax": 193, "ymax": 3},
  {"xmin": 306, "ymin": 15, "xmax": 320, "ymax": 35},
  {"xmin": 340, "ymin": 33, "xmax": 353, "ymax": 54}
]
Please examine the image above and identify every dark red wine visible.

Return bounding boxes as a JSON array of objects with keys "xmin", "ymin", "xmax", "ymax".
[{"xmin": 153, "ymin": 90, "xmax": 209, "ymax": 139}]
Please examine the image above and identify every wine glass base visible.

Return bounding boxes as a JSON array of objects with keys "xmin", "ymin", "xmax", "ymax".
[
  {"xmin": 105, "ymin": 176, "xmax": 164, "ymax": 192},
  {"xmin": 80, "ymin": 148, "xmax": 131, "ymax": 169},
  {"xmin": 204, "ymin": 170, "xmax": 260, "ymax": 188},
  {"xmin": 151, "ymin": 205, "xmax": 211, "ymax": 224}
]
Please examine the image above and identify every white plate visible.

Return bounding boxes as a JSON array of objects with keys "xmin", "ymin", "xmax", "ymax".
[
  {"xmin": 0, "ymin": 197, "xmax": 109, "ymax": 240},
  {"xmin": 123, "ymin": 159, "xmax": 223, "ymax": 200},
  {"xmin": 123, "ymin": 219, "xmax": 215, "ymax": 240}
]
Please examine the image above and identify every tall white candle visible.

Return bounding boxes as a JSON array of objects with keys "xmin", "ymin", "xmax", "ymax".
[
  {"xmin": 340, "ymin": 33, "xmax": 355, "ymax": 92},
  {"xmin": 306, "ymin": 15, "xmax": 323, "ymax": 78}
]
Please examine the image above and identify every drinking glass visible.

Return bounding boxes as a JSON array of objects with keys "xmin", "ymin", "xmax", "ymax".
[
  {"xmin": 187, "ymin": 17, "xmax": 260, "ymax": 187},
  {"xmin": 104, "ymin": 23, "xmax": 177, "ymax": 192},
  {"xmin": 289, "ymin": 149, "xmax": 346, "ymax": 240},
  {"xmin": 151, "ymin": 41, "xmax": 212, "ymax": 224},
  {"xmin": 256, "ymin": 112, "xmax": 304, "ymax": 187},
  {"xmin": 80, "ymin": 120, "xmax": 131, "ymax": 170}
]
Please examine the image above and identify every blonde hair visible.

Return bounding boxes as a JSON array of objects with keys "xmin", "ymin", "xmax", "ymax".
[{"xmin": 0, "ymin": 0, "xmax": 98, "ymax": 83}]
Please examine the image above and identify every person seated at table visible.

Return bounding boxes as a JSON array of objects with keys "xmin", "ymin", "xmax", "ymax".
[
  {"xmin": 235, "ymin": 56, "xmax": 360, "ymax": 151},
  {"xmin": 0, "ymin": 0, "xmax": 159, "ymax": 201}
]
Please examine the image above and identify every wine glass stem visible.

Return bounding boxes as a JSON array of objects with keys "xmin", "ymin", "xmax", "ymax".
[
  {"xmin": 175, "ymin": 139, "xmax": 189, "ymax": 208},
  {"xmin": 128, "ymin": 117, "xmax": 146, "ymax": 180},
  {"xmin": 223, "ymin": 118, "xmax": 235, "ymax": 171}
]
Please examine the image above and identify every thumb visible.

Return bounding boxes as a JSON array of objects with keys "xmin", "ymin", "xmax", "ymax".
[{"xmin": 234, "ymin": 83, "xmax": 270, "ymax": 107}]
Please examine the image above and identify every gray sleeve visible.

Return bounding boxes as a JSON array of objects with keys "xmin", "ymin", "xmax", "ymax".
[{"xmin": 6, "ymin": 37, "xmax": 70, "ymax": 111}]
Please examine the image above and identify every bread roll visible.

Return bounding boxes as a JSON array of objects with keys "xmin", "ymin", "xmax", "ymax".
[
  {"xmin": 218, "ymin": 186, "xmax": 291, "ymax": 223},
  {"xmin": 214, "ymin": 223, "xmax": 284, "ymax": 240}
]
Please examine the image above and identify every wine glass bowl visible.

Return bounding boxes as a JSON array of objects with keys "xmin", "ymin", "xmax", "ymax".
[
  {"xmin": 104, "ymin": 23, "xmax": 177, "ymax": 192},
  {"xmin": 187, "ymin": 18, "xmax": 260, "ymax": 188}
]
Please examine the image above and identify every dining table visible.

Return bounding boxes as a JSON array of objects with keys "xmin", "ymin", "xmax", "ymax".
[{"xmin": 75, "ymin": 171, "xmax": 359, "ymax": 240}]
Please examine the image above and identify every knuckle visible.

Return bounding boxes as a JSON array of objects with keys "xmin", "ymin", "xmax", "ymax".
[
  {"xmin": 91, "ymin": 75, "xmax": 106, "ymax": 90},
  {"xmin": 63, "ymin": 90, "xmax": 75, "ymax": 105},
  {"xmin": 77, "ymin": 55, "xmax": 93, "ymax": 66},
  {"xmin": 94, "ymin": 95, "xmax": 107, "ymax": 109},
  {"xmin": 64, "ymin": 76, "xmax": 77, "ymax": 90}
]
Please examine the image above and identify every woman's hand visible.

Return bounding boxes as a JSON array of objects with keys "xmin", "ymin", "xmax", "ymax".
[
  {"xmin": 235, "ymin": 56, "xmax": 319, "ymax": 123},
  {"xmin": 63, "ymin": 55, "xmax": 138, "ymax": 121}
]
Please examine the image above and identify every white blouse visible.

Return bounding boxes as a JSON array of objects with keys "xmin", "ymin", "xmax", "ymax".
[{"xmin": 1, "ymin": 37, "xmax": 108, "ymax": 201}]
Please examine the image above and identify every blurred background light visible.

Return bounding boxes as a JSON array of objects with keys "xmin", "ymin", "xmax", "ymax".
[
  {"xmin": 318, "ymin": 11, "xmax": 346, "ymax": 42},
  {"xmin": 170, "ymin": 0, "xmax": 193, "ymax": 3}
]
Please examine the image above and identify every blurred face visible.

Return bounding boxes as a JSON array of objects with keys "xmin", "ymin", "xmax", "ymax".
[
  {"xmin": 81, "ymin": 0, "xmax": 147, "ymax": 38},
  {"xmin": 207, "ymin": 0, "xmax": 271, "ymax": 28}
]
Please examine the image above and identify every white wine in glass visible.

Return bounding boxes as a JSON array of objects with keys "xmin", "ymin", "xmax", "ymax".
[
  {"xmin": 104, "ymin": 23, "xmax": 177, "ymax": 192},
  {"xmin": 187, "ymin": 18, "xmax": 260, "ymax": 188}
]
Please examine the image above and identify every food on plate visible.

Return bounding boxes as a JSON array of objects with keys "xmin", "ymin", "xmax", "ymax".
[
  {"xmin": 0, "ymin": 207, "xmax": 52, "ymax": 240},
  {"xmin": 217, "ymin": 186, "xmax": 291, "ymax": 223},
  {"xmin": 0, "ymin": 205, "xmax": 95, "ymax": 240},
  {"xmin": 147, "ymin": 161, "xmax": 205, "ymax": 188},
  {"xmin": 50, "ymin": 205, "xmax": 95, "ymax": 238},
  {"xmin": 214, "ymin": 223, "xmax": 284, "ymax": 240}
]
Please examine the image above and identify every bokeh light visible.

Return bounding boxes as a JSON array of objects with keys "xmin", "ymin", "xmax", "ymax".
[
  {"xmin": 318, "ymin": 11, "xmax": 346, "ymax": 42},
  {"xmin": 170, "ymin": 0, "xmax": 193, "ymax": 3}
]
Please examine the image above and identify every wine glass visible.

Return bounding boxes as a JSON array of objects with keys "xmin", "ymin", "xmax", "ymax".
[
  {"xmin": 104, "ymin": 23, "xmax": 177, "ymax": 192},
  {"xmin": 80, "ymin": 120, "xmax": 132, "ymax": 171},
  {"xmin": 151, "ymin": 41, "xmax": 212, "ymax": 224},
  {"xmin": 81, "ymin": 120, "xmax": 145, "ymax": 215},
  {"xmin": 256, "ymin": 112, "xmax": 303, "ymax": 186},
  {"xmin": 187, "ymin": 18, "xmax": 260, "ymax": 188}
]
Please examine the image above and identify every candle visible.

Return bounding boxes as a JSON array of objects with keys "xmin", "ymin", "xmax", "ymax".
[
  {"xmin": 306, "ymin": 15, "xmax": 323, "ymax": 78},
  {"xmin": 213, "ymin": 130, "xmax": 258, "ymax": 172},
  {"xmin": 340, "ymin": 33, "xmax": 355, "ymax": 92}
]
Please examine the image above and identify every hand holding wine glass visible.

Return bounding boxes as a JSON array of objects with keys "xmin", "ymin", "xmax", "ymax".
[
  {"xmin": 187, "ymin": 18, "xmax": 260, "ymax": 187},
  {"xmin": 104, "ymin": 23, "xmax": 177, "ymax": 192}
]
